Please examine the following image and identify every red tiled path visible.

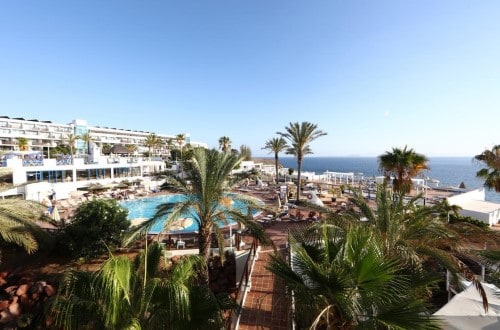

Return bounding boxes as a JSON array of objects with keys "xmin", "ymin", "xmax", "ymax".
[{"xmin": 238, "ymin": 221, "xmax": 296, "ymax": 330}]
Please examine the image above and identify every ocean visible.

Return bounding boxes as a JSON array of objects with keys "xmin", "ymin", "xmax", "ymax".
[{"xmin": 272, "ymin": 157, "xmax": 500, "ymax": 203}]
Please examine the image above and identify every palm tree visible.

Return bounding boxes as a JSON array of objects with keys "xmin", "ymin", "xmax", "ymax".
[
  {"xmin": 218, "ymin": 136, "xmax": 232, "ymax": 153},
  {"xmin": 144, "ymin": 133, "xmax": 159, "ymax": 156},
  {"xmin": 66, "ymin": 133, "xmax": 80, "ymax": 157},
  {"xmin": 16, "ymin": 137, "xmax": 29, "ymax": 151},
  {"xmin": 350, "ymin": 187, "xmax": 455, "ymax": 266},
  {"xmin": 277, "ymin": 122, "xmax": 327, "ymax": 202},
  {"xmin": 378, "ymin": 146, "xmax": 429, "ymax": 194},
  {"xmin": 348, "ymin": 185, "xmax": 489, "ymax": 307},
  {"xmin": 165, "ymin": 138, "xmax": 175, "ymax": 160},
  {"xmin": 125, "ymin": 144, "xmax": 137, "ymax": 156},
  {"xmin": 101, "ymin": 143, "xmax": 112, "ymax": 155},
  {"xmin": 0, "ymin": 199, "xmax": 47, "ymax": 264},
  {"xmin": 474, "ymin": 145, "xmax": 500, "ymax": 192},
  {"xmin": 267, "ymin": 223, "xmax": 438, "ymax": 329},
  {"xmin": 175, "ymin": 134, "xmax": 186, "ymax": 157},
  {"xmin": 51, "ymin": 242, "xmax": 231, "ymax": 329},
  {"xmin": 262, "ymin": 137, "xmax": 288, "ymax": 182},
  {"xmin": 80, "ymin": 132, "xmax": 93, "ymax": 155},
  {"xmin": 130, "ymin": 149, "xmax": 267, "ymax": 285},
  {"xmin": 175, "ymin": 134, "xmax": 186, "ymax": 174},
  {"xmin": 436, "ymin": 199, "xmax": 462, "ymax": 223},
  {"xmin": 239, "ymin": 144, "xmax": 252, "ymax": 161}
]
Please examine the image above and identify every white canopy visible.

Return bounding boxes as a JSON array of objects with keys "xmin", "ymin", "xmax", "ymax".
[{"xmin": 434, "ymin": 282, "xmax": 500, "ymax": 329}]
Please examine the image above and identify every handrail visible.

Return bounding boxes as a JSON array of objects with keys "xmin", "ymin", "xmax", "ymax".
[{"xmin": 229, "ymin": 238, "xmax": 259, "ymax": 329}]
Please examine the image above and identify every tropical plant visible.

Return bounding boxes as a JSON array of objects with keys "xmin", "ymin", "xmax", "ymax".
[
  {"xmin": 165, "ymin": 138, "xmax": 175, "ymax": 159},
  {"xmin": 262, "ymin": 137, "xmax": 288, "ymax": 182},
  {"xmin": 125, "ymin": 144, "xmax": 137, "ymax": 155},
  {"xmin": 0, "ymin": 199, "xmax": 48, "ymax": 264},
  {"xmin": 175, "ymin": 134, "xmax": 186, "ymax": 174},
  {"xmin": 175, "ymin": 134, "xmax": 186, "ymax": 157},
  {"xmin": 101, "ymin": 143, "xmax": 112, "ymax": 155},
  {"xmin": 474, "ymin": 145, "xmax": 500, "ymax": 192},
  {"xmin": 51, "ymin": 242, "xmax": 232, "ymax": 329},
  {"xmin": 79, "ymin": 132, "xmax": 93, "ymax": 155},
  {"xmin": 277, "ymin": 122, "xmax": 327, "ymax": 202},
  {"xmin": 144, "ymin": 133, "xmax": 160, "ymax": 156},
  {"xmin": 239, "ymin": 144, "xmax": 252, "ymax": 161},
  {"xmin": 129, "ymin": 149, "xmax": 267, "ymax": 285},
  {"xmin": 16, "ymin": 137, "xmax": 29, "ymax": 151},
  {"xmin": 267, "ymin": 223, "xmax": 439, "ymax": 329},
  {"xmin": 348, "ymin": 185, "xmax": 489, "ymax": 307},
  {"xmin": 66, "ymin": 133, "xmax": 80, "ymax": 156},
  {"xmin": 378, "ymin": 146, "xmax": 429, "ymax": 194},
  {"xmin": 218, "ymin": 136, "xmax": 232, "ymax": 153},
  {"xmin": 477, "ymin": 250, "xmax": 500, "ymax": 287},
  {"xmin": 436, "ymin": 199, "xmax": 462, "ymax": 223},
  {"xmin": 59, "ymin": 199, "xmax": 130, "ymax": 258}
]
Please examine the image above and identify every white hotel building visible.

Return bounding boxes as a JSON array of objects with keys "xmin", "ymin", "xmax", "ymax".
[{"xmin": 0, "ymin": 116, "xmax": 208, "ymax": 201}]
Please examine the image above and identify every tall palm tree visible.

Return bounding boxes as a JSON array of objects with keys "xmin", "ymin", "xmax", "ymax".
[
  {"xmin": 51, "ymin": 242, "xmax": 231, "ymax": 329},
  {"xmin": 262, "ymin": 137, "xmax": 288, "ymax": 182},
  {"xmin": 474, "ymin": 145, "xmax": 500, "ymax": 192},
  {"xmin": 175, "ymin": 134, "xmax": 186, "ymax": 174},
  {"xmin": 130, "ymin": 149, "xmax": 267, "ymax": 285},
  {"xmin": 80, "ymin": 132, "xmax": 93, "ymax": 155},
  {"xmin": 155, "ymin": 138, "xmax": 165, "ymax": 157},
  {"xmin": 267, "ymin": 223, "xmax": 438, "ymax": 329},
  {"xmin": 378, "ymin": 146, "xmax": 429, "ymax": 194},
  {"xmin": 16, "ymin": 137, "xmax": 29, "ymax": 151},
  {"xmin": 218, "ymin": 136, "xmax": 232, "ymax": 153},
  {"xmin": 66, "ymin": 133, "xmax": 80, "ymax": 157},
  {"xmin": 165, "ymin": 138, "xmax": 175, "ymax": 160},
  {"xmin": 239, "ymin": 144, "xmax": 252, "ymax": 160},
  {"xmin": 277, "ymin": 122, "xmax": 327, "ymax": 202},
  {"xmin": 0, "ymin": 199, "xmax": 47, "ymax": 264},
  {"xmin": 175, "ymin": 134, "xmax": 186, "ymax": 157},
  {"xmin": 144, "ymin": 133, "xmax": 159, "ymax": 156}
]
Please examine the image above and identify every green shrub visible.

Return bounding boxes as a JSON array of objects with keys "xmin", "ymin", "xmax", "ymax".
[
  {"xmin": 449, "ymin": 214, "xmax": 489, "ymax": 228},
  {"xmin": 58, "ymin": 199, "xmax": 130, "ymax": 258}
]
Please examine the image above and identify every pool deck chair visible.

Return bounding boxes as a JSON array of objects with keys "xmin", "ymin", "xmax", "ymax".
[{"xmin": 176, "ymin": 240, "xmax": 186, "ymax": 249}]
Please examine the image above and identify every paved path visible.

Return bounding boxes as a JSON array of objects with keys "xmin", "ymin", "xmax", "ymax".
[{"xmin": 238, "ymin": 221, "xmax": 295, "ymax": 330}]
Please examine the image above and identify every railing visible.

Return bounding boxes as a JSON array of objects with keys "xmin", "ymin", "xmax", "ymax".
[
  {"xmin": 22, "ymin": 159, "xmax": 44, "ymax": 166},
  {"xmin": 230, "ymin": 238, "xmax": 259, "ymax": 329},
  {"xmin": 56, "ymin": 156, "xmax": 73, "ymax": 165}
]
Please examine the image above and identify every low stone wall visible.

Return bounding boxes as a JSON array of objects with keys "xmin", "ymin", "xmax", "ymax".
[{"xmin": 0, "ymin": 271, "xmax": 55, "ymax": 328}]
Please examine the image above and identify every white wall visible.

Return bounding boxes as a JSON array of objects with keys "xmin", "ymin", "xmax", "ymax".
[{"xmin": 447, "ymin": 189, "xmax": 486, "ymax": 204}]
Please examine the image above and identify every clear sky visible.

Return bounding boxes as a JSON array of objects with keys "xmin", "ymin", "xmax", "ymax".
[{"xmin": 1, "ymin": 1, "xmax": 498, "ymax": 157}]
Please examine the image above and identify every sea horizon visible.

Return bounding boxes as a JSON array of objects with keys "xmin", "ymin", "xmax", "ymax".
[{"xmin": 261, "ymin": 156, "xmax": 500, "ymax": 203}]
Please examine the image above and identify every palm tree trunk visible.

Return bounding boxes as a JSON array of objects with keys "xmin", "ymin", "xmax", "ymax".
[
  {"xmin": 199, "ymin": 226, "xmax": 212, "ymax": 285},
  {"xmin": 297, "ymin": 157, "xmax": 302, "ymax": 203},
  {"xmin": 274, "ymin": 153, "xmax": 279, "ymax": 182}
]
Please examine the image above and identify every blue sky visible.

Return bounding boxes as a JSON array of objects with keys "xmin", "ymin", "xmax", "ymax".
[{"xmin": 1, "ymin": 1, "xmax": 498, "ymax": 157}]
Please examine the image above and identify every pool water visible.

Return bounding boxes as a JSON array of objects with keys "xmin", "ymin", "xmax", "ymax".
[{"xmin": 121, "ymin": 194, "xmax": 258, "ymax": 234}]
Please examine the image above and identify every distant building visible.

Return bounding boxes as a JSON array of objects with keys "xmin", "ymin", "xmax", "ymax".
[
  {"xmin": 0, "ymin": 115, "xmax": 208, "ymax": 201},
  {"xmin": 447, "ymin": 189, "xmax": 500, "ymax": 227},
  {"xmin": 0, "ymin": 116, "xmax": 207, "ymax": 155}
]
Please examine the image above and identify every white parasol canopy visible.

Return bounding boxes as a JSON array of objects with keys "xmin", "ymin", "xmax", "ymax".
[
  {"xmin": 434, "ymin": 282, "xmax": 500, "ymax": 329},
  {"xmin": 169, "ymin": 217, "xmax": 194, "ymax": 231},
  {"xmin": 51, "ymin": 206, "xmax": 60, "ymax": 221}
]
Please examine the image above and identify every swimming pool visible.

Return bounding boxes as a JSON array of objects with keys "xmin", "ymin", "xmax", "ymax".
[{"xmin": 121, "ymin": 194, "xmax": 259, "ymax": 234}]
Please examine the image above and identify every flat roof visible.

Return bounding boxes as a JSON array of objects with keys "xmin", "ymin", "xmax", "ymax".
[{"xmin": 459, "ymin": 200, "xmax": 500, "ymax": 213}]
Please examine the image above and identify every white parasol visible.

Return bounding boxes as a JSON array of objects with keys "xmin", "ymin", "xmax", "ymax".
[
  {"xmin": 51, "ymin": 206, "xmax": 60, "ymax": 221},
  {"xmin": 169, "ymin": 217, "xmax": 194, "ymax": 232}
]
